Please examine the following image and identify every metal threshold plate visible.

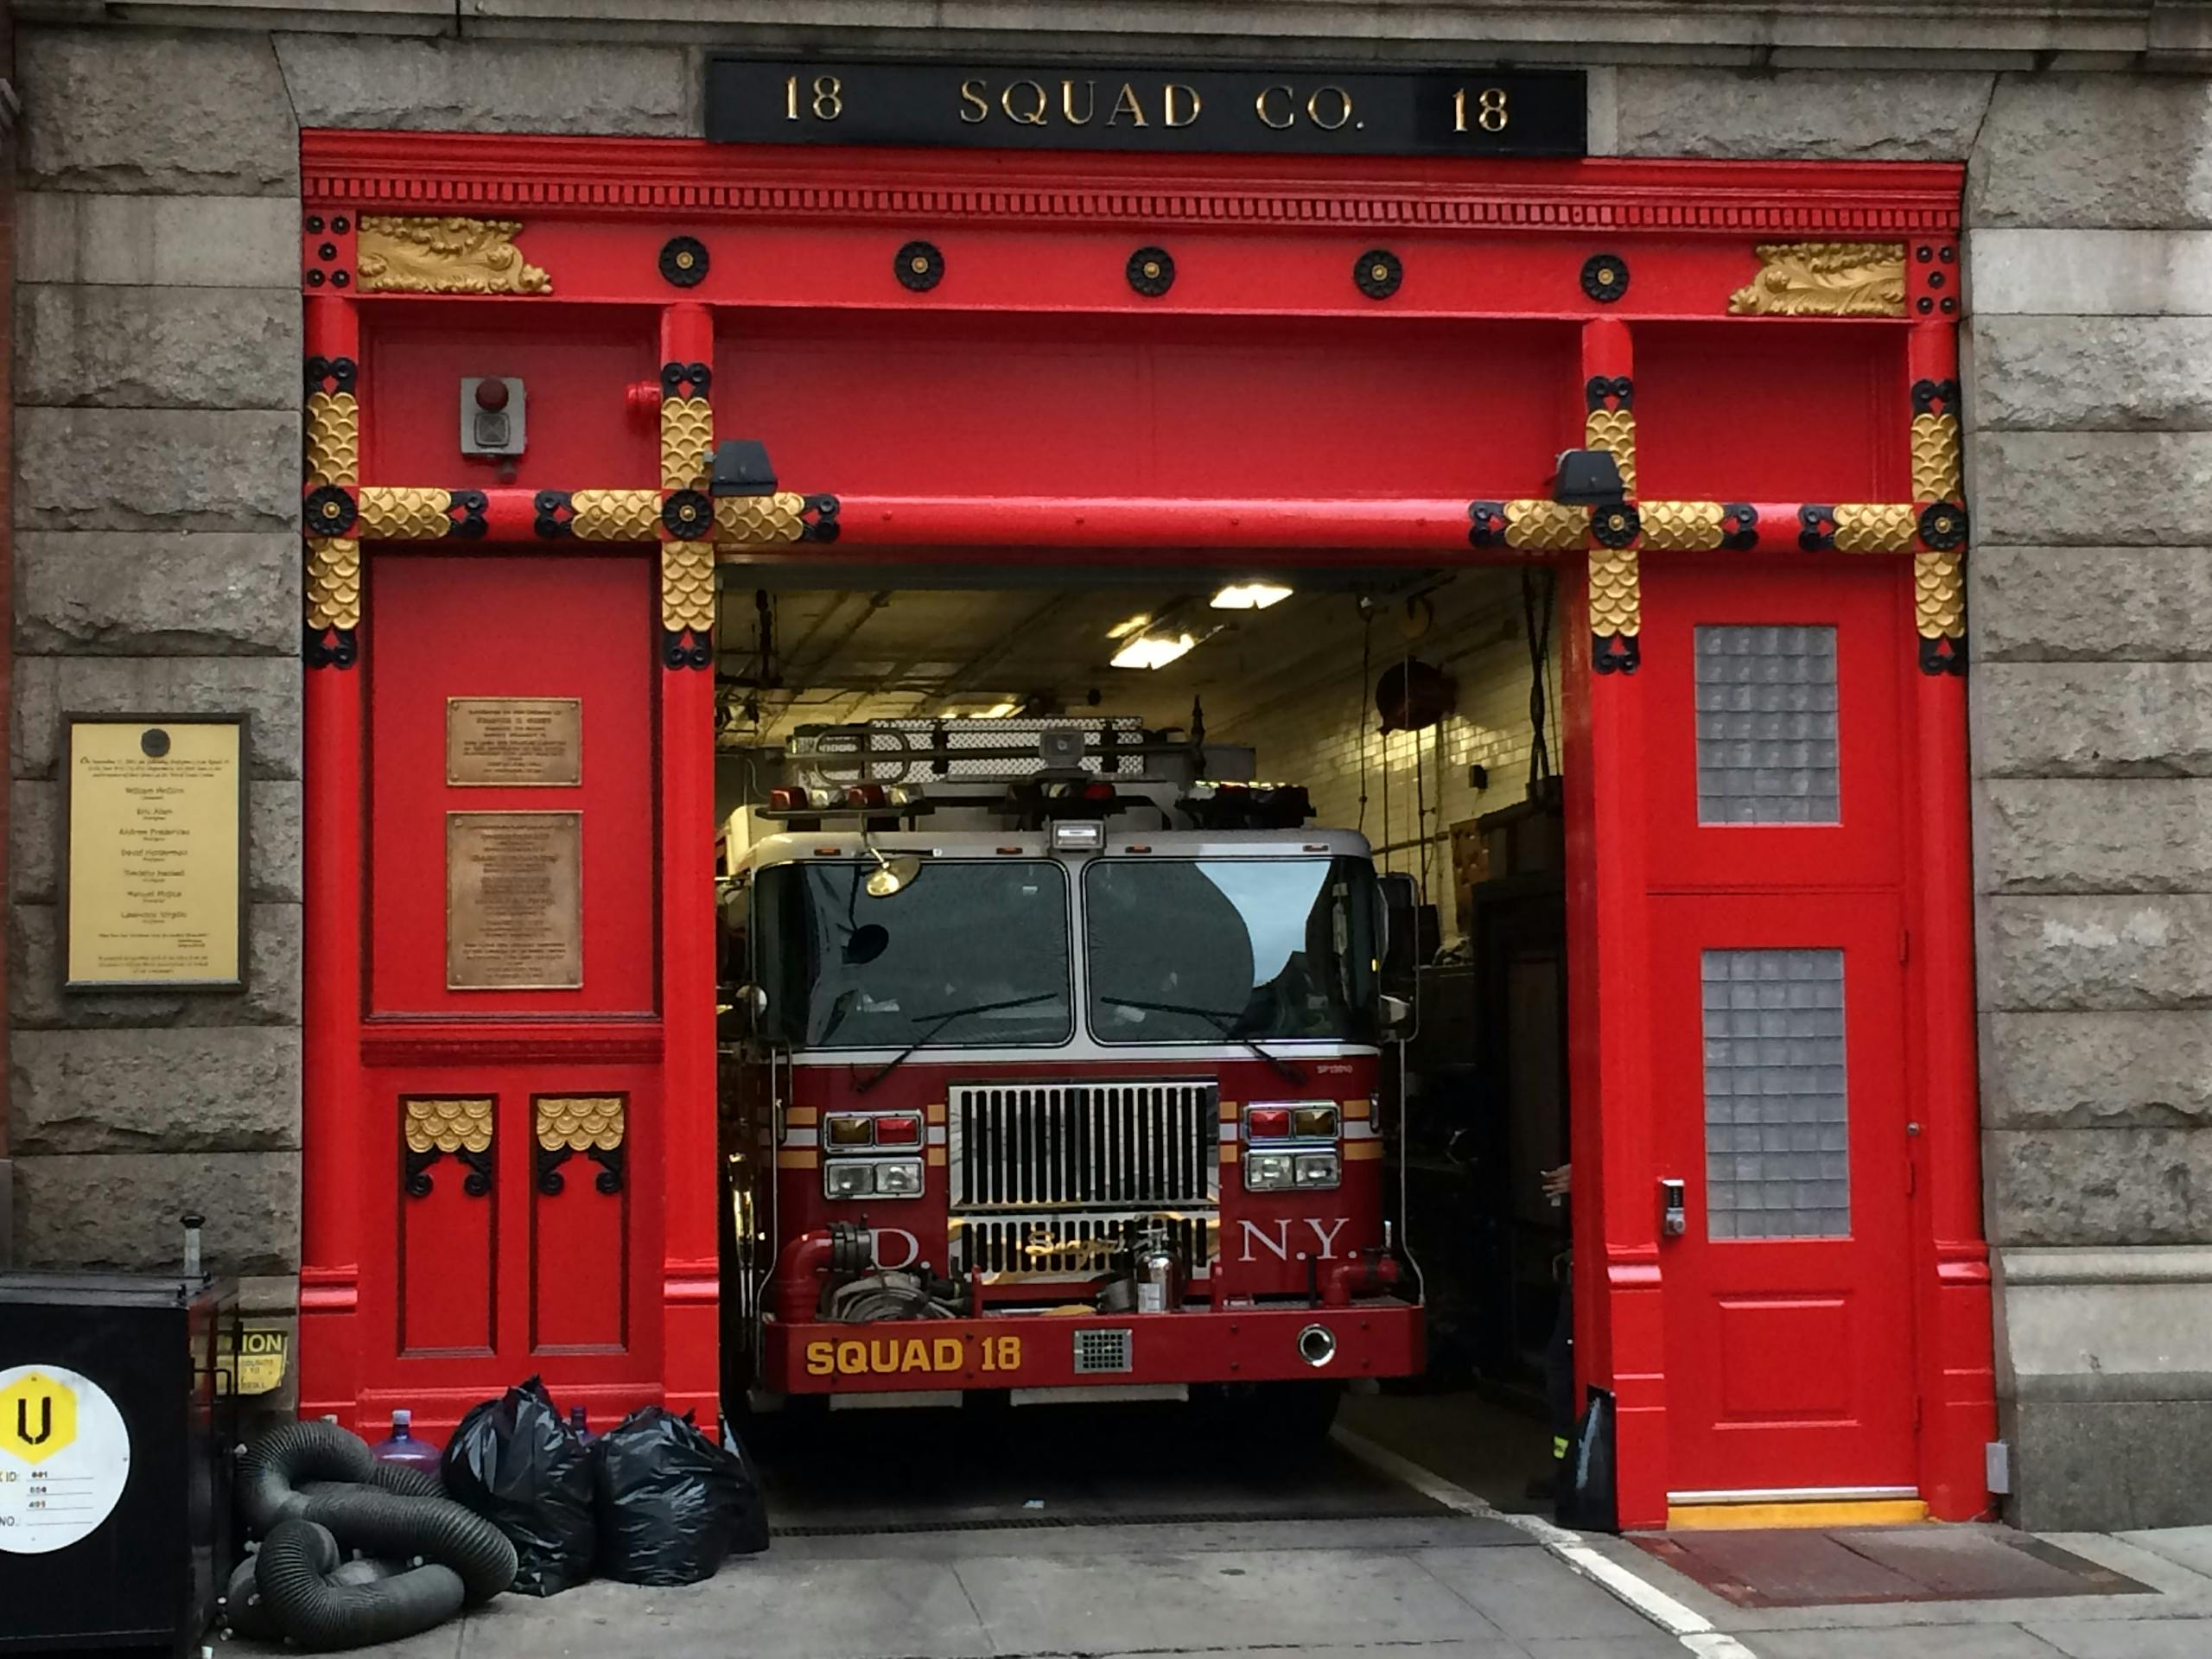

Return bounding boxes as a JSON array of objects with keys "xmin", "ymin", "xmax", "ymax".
[{"xmin": 1636, "ymin": 1526, "xmax": 2155, "ymax": 1608}]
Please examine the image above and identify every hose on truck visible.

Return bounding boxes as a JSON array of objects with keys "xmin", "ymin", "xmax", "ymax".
[{"xmin": 231, "ymin": 1419, "xmax": 517, "ymax": 1649}]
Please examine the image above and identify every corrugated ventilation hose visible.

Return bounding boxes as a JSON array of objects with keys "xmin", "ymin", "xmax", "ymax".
[{"xmin": 254, "ymin": 1520, "xmax": 467, "ymax": 1653}]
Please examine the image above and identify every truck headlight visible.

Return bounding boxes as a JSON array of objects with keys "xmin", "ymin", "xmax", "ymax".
[
  {"xmin": 1245, "ymin": 1152, "xmax": 1294, "ymax": 1192},
  {"xmin": 874, "ymin": 1159, "xmax": 925, "ymax": 1198},
  {"xmin": 1294, "ymin": 1153, "xmax": 1340, "ymax": 1190},
  {"xmin": 823, "ymin": 1161, "xmax": 874, "ymax": 1199}
]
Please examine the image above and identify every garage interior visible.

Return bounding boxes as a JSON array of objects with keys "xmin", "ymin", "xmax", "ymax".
[{"xmin": 710, "ymin": 560, "xmax": 1573, "ymax": 1510}]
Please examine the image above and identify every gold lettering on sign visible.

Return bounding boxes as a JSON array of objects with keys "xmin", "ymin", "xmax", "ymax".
[
  {"xmin": 1001, "ymin": 79, "xmax": 1048, "ymax": 125},
  {"xmin": 1110, "ymin": 83, "xmax": 1147, "ymax": 126},
  {"xmin": 1062, "ymin": 79, "xmax": 1096, "ymax": 124},
  {"xmin": 1306, "ymin": 86, "xmax": 1353, "ymax": 130},
  {"xmin": 1255, "ymin": 85, "xmax": 1294, "ymax": 129},
  {"xmin": 1727, "ymin": 243, "xmax": 1907, "ymax": 318},
  {"xmin": 447, "ymin": 811, "xmax": 582, "ymax": 990},
  {"xmin": 1164, "ymin": 84, "xmax": 1201, "ymax": 127},
  {"xmin": 958, "ymin": 79, "xmax": 988, "ymax": 123},
  {"xmin": 66, "ymin": 720, "xmax": 244, "ymax": 988},
  {"xmin": 447, "ymin": 699, "xmax": 582, "ymax": 788}
]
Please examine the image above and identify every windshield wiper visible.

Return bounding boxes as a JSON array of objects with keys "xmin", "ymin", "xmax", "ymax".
[
  {"xmin": 852, "ymin": 991, "xmax": 1063, "ymax": 1095},
  {"xmin": 1096, "ymin": 995, "xmax": 1306, "ymax": 1086}
]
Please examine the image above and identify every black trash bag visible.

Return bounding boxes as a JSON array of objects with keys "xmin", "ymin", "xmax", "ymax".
[
  {"xmin": 1554, "ymin": 1385, "xmax": 1619, "ymax": 1534},
  {"xmin": 593, "ymin": 1408, "xmax": 769, "ymax": 1586},
  {"xmin": 441, "ymin": 1377, "xmax": 596, "ymax": 1596}
]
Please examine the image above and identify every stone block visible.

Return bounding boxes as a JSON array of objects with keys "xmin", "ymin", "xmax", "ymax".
[
  {"xmin": 16, "ymin": 286, "xmax": 298, "ymax": 411},
  {"xmin": 16, "ymin": 194, "xmax": 300, "ymax": 289},
  {"xmin": 1982, "ymin": 1012, "xmax": 2212, "ymax": 1128},
  {"xmin": 1971, "ymin": 315, "xmax": 2212, "ymax": 431},
  {"xmin": 1970, "ymin": 431, "xmax": 2212, "ymax": 546},
  {"xmin": 1972, "ymin": 664, "xmax": 2212, "ymax": 778},
  {"xmin": 1980, "ymin": 895, "xmax": 2212, "ymax": 1011},
  {"xmin": 18, "ymin": 27, "xmax": 296, "ymax": 195},
  {"xmin": 11, "ymin": 655, "xmax": 302, "ymax": 781},
  {"xmin": 1998, "ymin": 1246, "xmax": 2212, "ymax": 1398},
  {"xmin": 16, "ymin": 531, "xmax": 298, "ymax": 658},
  {"xmin": 7, "ymin": 779, "xmax": 299, "ymax": 907},
  {"xmin": 275, "ymin": 34, "xmax": 690, "ymax": 136},
  {"xmin": 1612, "ymin": 67, "xmax": 1993, "ymax": 159},
  {"xmin": 11, "ymin": 1149, "xmax": 299, "ymax": 1274},
  {"xmin": 1976, "ymin": 779, "xmax": 2212, "ymax": 893},
  {"xmin": 9, "ymin": 1027, "xmax": 300, "ymax": 1154},
  {"xmin": 9, "ymin": 782, "xmax": 56, "ymax": 906},
  {"xmin": 1970, "ymin": 74, "xmax": 2212, "ymax": 230},
  {"xmin": 10, "ymin": 903, "xmax": 300, "ymax": 1030},
  {"xmin": 1968, "ymin": 546, "xmax": 2212, "ymax": 664},
  {"xmin": 1985, "ymin": 1128, "xmax": 2212, "ymax": 1247},
  {"xmin": 1967, "ymin": 230, "xmax": 2212, "ymax": 318},
  {"xmin": 2008, "ymin": 1397, "xmax": 2212, "ymax": 1531},
  {"xmin": 16, "ymin": 408, "xmax": 299, "ymax": 535}
]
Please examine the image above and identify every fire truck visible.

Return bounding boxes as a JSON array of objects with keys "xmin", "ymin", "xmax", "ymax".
[{"xmin": 717, "ymin": 717, "xmax": 1423, "ymax": 1433}]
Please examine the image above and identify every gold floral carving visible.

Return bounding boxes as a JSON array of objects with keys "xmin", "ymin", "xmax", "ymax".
[
  {"xmin": 1589, "ymin": 546, "xmax": 1640, "ymax": 637},
  {"xmin": 661, "ymin": 540, "xmax": 717, "ymax": 634},
  {"xmin": 1638, "ymin": 500, "xmax": 1725, "ymax": 552},
  {"xmin": 306, "ymin": 392, "xmax": 359, "ymax": 488},
  {"xmin": 662, "ymin": 398, "xmax": 713, "ymax": 492},
  {"xmin": 355, "ymin": 216, "xmax": 552, "ymax": 296},
  {"xmin": 1584, "ymin": 408, "xmax": 1637, "ymax": 498},
  {"xmin": 1916, "ymin": 550, "xmax": 1965, "ymax": 639},
  {"xmin": 357, "ymin": 486, "xmax": 454, "ymax": 541},
  {"xmin": 1832, "ymin": 503, "xmax": 1918, "ymax": 554},
  {"xmin": 570, "ymin": 489, "xmax": 661, "ymax": 542},
  {"xmin": 535, "ymin": 1096, "xmax": 625, "ymax": 1154},
  {"xmin": 405, "ymin": 1096, "xmax": 493, "ymax": 1155},
  {"xmin": 305, "ymin": 537, "xmax": 361, "ymax": 632},
  {"xmin": 1727, "ymin": 242, "xmax": 1906, "ymax": 318},
  {"xmin": 1502, "ymin": 499, "xmax": 1588, "ymax": 553},
  {"xmin": 715, "ymin": 492, "xmax": 816, "ymax": 546},
  {"xmin": 1912, "ymin": 412, "xmax": 1963, "ymax": 503}
]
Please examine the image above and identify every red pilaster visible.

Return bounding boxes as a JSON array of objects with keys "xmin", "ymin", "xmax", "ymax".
[
  {"xmin": 299, "ymin": 292, "xmax": 365, "ymax": 1423},
  {"xmin": 1906, "ymin": 321, "xmax": 1994, "ymax": 1519},
  {"xmin": 1567, "ymin": 315, "xmax": 1669, "ymax": 1530},
  {"xmin": 658, "ymin": 302, "xmax": 721, "ymax": 1425}
]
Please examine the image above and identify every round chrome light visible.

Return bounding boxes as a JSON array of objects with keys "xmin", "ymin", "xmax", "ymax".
[{"xmin": 1297, "ymin": 1323, "xmax": 1338, "ymax": 1368}]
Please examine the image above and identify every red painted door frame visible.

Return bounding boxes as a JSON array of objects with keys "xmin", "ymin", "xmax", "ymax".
[{"xmin": 296, "ymin": 134, "xmax": 1991, "ymax": 1526}]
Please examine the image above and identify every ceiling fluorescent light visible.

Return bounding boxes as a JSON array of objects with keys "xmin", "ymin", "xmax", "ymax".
[
  {"xmin": 1211, "ymin": 582, "xmax": 1293, "ymax": 611},
  {"xmin": 981, "ymin": 701, "xmax": 1019, "ymax": 718},
  {"xmin": 1110, "ymin": 632, "xmax": 1196, "ymax": 671},
  {"xmin": 1105, "ymin": 612, "xmax": 1154, "ymax": 640}
]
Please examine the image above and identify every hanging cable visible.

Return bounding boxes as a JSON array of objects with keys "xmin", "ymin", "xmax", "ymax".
[
  {"xmin": 1356, "ymin": 600, "xmax": 1373, "ymax": 836},
  {"xmin": 1521, "ymin": 567, "xmax": 1558, "ymax": 792}
]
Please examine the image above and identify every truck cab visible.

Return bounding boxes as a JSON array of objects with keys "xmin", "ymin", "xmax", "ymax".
[{"xmin": 718, "ymin": 720, "xmax": 1423, "ymax": 1426}]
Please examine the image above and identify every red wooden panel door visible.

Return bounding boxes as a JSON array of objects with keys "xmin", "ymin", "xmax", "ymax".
[
  {"xmin": 1649, "ymin": 893, "xmax": 1916, "ymax": 1497},
  {"xmin": 1639, "ymin": 558, "xmax": 1920, "ymax": 1501}
]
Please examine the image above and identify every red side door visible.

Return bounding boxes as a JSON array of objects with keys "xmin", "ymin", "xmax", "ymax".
[{"xmin": 1642, "ymin": 559, "xmax": 1919, "ymax": 1501}]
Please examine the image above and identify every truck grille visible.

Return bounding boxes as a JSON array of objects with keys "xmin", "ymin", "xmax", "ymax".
[
  {"xmin": 956, "ymin": 1211, "xmax": 1215, "ymax": 1279},
  {"xmin": 949, "ymin": 1082, "xmax": 1218, "ymax": 1211}
]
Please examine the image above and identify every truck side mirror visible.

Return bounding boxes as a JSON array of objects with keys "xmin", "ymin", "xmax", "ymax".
[{"xmin": 1381, "ymin": 992, "xmax": 1413, "ymax": 1033}]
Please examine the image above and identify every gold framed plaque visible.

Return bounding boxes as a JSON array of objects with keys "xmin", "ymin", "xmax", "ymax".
[
  {"xmin": 446, "ymin": 697, "xmax": 582, "ymax": 787},
  {"xmin": 63, "ymin": 714, "xmax": 248, "ymax": 991},
  {"xmin": 447, "ymin": 810, "xmax": 583, "ymax": 990}
]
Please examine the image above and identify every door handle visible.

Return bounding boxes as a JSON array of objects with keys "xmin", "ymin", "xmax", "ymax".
[{"xmin": 1659, "ymin": 1178, "xmax": 1688, "ymax": 1238}]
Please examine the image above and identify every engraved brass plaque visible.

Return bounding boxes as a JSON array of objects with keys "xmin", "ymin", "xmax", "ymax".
[
  {"xmin": 66, "ymin": 717, "xmax": 245, "ymax": 989},
  {"xmin": 447, "ymin": 811, "xmax": 582, "ymax": 990},
  {"xmin": 447, "ymin": 697, "xmax": 582, "ymax": 787}
]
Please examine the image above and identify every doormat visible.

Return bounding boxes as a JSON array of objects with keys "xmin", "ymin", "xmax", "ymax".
[{"xmin": 1634, "ymin": 1526, "xmax": 2153, "ymax": 1608}]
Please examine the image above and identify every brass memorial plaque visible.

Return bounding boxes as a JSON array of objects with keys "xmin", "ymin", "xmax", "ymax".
[
  {"xmin": 65, "ymin": 717, "xmax": 246, "ymax": 990},
  {"xmin": 447, "ymin": 811, "xmax": 583, "ymax": 990},
  {"xmin": 447, "ymin": 697, "xmax": 582, "ymax": 786}
]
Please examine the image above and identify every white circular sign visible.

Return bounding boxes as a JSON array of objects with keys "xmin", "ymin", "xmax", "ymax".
[{"xmin": 0, "ymin": 1363, "xmax": 131, "ymax": 1554}]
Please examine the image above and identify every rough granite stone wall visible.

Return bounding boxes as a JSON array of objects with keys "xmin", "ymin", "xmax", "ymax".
[{"xmin": 10, "ymin": 15, "xmax": 2210, "ymax": 1526}]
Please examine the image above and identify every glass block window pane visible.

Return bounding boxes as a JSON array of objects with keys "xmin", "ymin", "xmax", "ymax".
[
  {"xmin": 1701, "ymin": 948, "xmax": 1849, "ymax": 1240},
  {"xmin": 1694, "ymin": 625, "xmax": 1840, "ymax": 824}
]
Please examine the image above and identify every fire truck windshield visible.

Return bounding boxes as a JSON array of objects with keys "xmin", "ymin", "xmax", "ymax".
[
  {"xmin": 1084, "ymin": 856, "xmax": 1380, "ymax": 1046},
  {"xmin": 755, "ymin": 860, "xmax": 1074, "ymax": 1050}
]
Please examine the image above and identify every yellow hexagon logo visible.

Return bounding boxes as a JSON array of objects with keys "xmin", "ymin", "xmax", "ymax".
[{"xmin": 0, "ymin": 1370, "xmax": 77, "ymax": 1466}]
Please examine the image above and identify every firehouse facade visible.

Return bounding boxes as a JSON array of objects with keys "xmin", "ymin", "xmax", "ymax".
[{"xmin": 6, "ymin": 5, "xmax": 2210, "ymax": 1535}]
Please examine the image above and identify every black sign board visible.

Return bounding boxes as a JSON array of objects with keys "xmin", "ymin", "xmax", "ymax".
[{"xmin": 706, "ymin": 59, "xmax": 1586, "ymax": 158}]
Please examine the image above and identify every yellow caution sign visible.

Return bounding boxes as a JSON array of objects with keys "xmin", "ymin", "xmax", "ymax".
[
  {"xmin": 214, "ymin": 1327, "xmax": 289, "ymax": 1397},
  {"xmin": 0, "ymin": 1371, "xmax": 77, "ymax": 1467}
]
